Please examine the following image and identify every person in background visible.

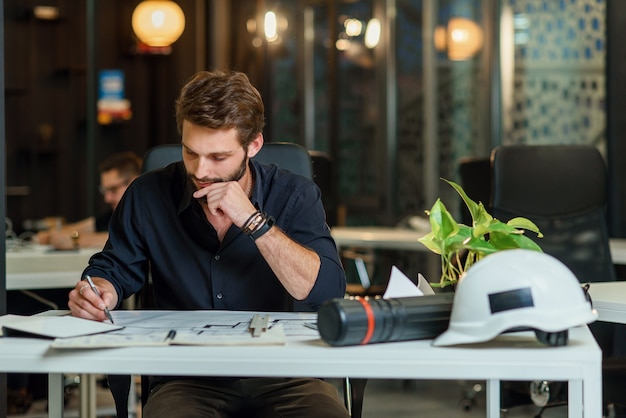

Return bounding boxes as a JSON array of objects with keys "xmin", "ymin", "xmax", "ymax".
[
  {"xmin": 35, "ymin": 151, "xmax": 142, "ymax": 250},
  {"xmin": 7, "ymin": 151, "xmax": 143, "ymax": 413},
  {"xmin": 69, "ymin": 70, "xmax": 349, "ymax": 418}
]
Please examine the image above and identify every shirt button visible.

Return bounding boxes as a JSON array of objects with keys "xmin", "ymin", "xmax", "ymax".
[
  {"xmin": 214, "ymin": 255, "xmax": 220, "ymax": 260},
  {"xmin": 216, "ymin": 293, "xmax": 223, "ymax": 299}
]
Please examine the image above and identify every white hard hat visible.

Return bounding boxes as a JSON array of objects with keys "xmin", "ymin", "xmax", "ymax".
[{"xmin": 432, "ymin": 249, "xmax": 597, "ymax": 347}]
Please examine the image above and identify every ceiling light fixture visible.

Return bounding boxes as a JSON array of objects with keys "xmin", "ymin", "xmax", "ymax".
[
  {"xmin": 434, "ymin": 17, "xmax": 483, "ymax": 61},
  {"xmin": 132, "ymin": 0, "xmax": 185, "ymax": 47}
]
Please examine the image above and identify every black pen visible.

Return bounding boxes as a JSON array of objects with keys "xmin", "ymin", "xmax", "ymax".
[{"xmin": 84, "ymin": 275, "xmax": 114, "ymax": 324}]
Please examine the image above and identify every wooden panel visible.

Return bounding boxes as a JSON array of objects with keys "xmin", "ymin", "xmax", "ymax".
[{"xmin": 3, "ymin": 0, "xmax": 204, "ymax": 232}]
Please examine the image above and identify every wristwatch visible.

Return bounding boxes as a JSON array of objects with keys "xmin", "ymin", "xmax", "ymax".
[{"xmin": 250, "ymin": 216, "xmax": 275, "ymax": 241}]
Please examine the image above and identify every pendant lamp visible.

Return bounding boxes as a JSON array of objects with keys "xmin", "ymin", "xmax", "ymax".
[
  {"xmin": 434, "ymin": 17, "xmax": 483, "ymax": 61},
  {"xmin": 132, "ymin": 0, "xmax": 185, "ymax": 47}
]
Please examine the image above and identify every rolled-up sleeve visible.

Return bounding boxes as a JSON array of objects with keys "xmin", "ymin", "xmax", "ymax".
[
  {"xmin": 271, "ymin": 180, "xmax": 346, "ymax": 309},
  {"xmin": 83, "ymin": 178, "xmax": 151, "ymax": 307}
]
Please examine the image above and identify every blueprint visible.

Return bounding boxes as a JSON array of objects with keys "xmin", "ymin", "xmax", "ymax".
[{"xmin": 49, "ymin": 310, "xmax": 319, "ymax": 348}]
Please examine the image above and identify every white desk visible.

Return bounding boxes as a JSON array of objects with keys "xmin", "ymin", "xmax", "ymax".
[
  {"xmin": 6, "ymin": 245, "xmax": 94, "ymax": 290},
  {"xmin": 331, "ymin": 226, "xmax": 428, "ymax": 252},
  {"xmin": 0, "ymin": 310, "xmax": 602, "ymax": 418},
  {"xmin": 609, "ymin": 239, "xmax": 626, "ymax": 265},
  {"xmin": 588, "ymin": 281, "xmax": 626, "ymax": 324},
  {"xmin": 331, "ymin": 226, "xmax": 626, "ymax": 265}
]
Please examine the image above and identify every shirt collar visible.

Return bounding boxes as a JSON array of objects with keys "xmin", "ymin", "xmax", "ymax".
[{"xmin": 178, "ymin": 174, "xmax": 196, "ymax": 214}]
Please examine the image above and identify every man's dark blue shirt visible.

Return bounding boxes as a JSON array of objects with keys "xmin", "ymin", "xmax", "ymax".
[{"xmin": 84, "ymin": 160, "xmax": 346, "ymax": 312}]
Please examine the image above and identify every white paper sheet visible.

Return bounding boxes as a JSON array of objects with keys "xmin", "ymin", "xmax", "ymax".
[
  {"xmin": 172, "ymin": 323, "xmax": 286, "ymax": 346},
  {"xmin": 0, "ymin": 314, "xmax": 123, "ymax": 339},
  {"xmin": 417, "ymin": 273, "xmax": 436, "ymax": 296},
  {"xmin": 50, "ymin": 311, "xmax": 318, "ymax": 348},
  {"xmin": 382, "ymin": 266, "xmax": 424, "ymax": 298},
  {"xmin": 50, "ymin": 331, "xmax": 172, "ymax": 348}
]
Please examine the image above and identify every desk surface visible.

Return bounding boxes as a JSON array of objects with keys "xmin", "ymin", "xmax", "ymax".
[
  {"xmin": 0, "ymin": 310, "xmax": 602, "ymax": 417},
  {"xmin": 588, "ymin": 281, "xmax": 626, "ymax": 324},
  {"xmin": 0, "ymin": 324, "xmax": 601, "ymax": 378},
  {"xmin": 6, "ymin": 245, "xmax": 95, "ymax": 290},
  {"xmin": 331, "ymin": 226, "xmax": 626, "ymax": 265},
  {"xmin": 331, "ymin": 226, "xmax": 428, "ymax": 251},
  {"xmin": 0, "ymin": 310, "xmax": 600, "ymax": 379},
  {"xmin": 0, "ymin": 311, "xmax": 600, "ymax": 380},
  {"xmin": 609, "ymin": 239, "xmax": 626, "ymax": 265}
]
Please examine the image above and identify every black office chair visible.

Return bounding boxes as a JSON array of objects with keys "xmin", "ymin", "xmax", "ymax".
[
  {"xmin": 457, "ymin": 156, "xmax": 491, "ymax": 226},
  {"xmin": 490, "ymin": 144, "xmax": 625, "ymax": 415},
  {"xmin": 140, "ymin": 143, "xmax": 180, "ymax": 173},
  {"xmin": 141, "ymin": 142, "xmax": 314, "ymax": 177},
  {"xmin": 110, "ymin": 142, "xmax": 365, "ymax": 418},
  {"xmin": 491, "ymin": 144, "xmax": 615, "ymax": 284}
]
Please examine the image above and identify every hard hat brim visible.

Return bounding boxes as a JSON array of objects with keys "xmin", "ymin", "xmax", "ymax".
[{"xmin": 432, "ymin": 306, "xmax": 597, "ymax": 347}]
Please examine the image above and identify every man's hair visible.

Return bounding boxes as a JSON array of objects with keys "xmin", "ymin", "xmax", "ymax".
[
  {"xmin": 98, "ymin": 151, "xmax": 143, "ymax": 179},
  {"xmin": 175, "ymin": 70, "xmax": 265, "ymax": 148}
]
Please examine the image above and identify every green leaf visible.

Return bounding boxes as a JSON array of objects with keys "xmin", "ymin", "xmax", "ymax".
[
  {"xmin": 489, "ymin": 231, "xmax": 544, "ymax": 252},
  {"xmin": 418, "ymin": 231, "xmax": 443, "ymax": 254},
  {"xmin": 419, "ymin": 199, "xmax": 460, "ymax": 255},
  {"xmin": 443, "ymin": 179, "xmax": 482, "ymax": 225},
  {"xmin": 506, "ymin": 217, "xmax": 544, "ymax": 238},
  {"xmin": 427, "ymin": 199, "xmax": 459, "ymax": 239},
  {"xmin": 441, "ymin": 228, "xmax": 471, "ymax": 254},
  {"xmin": 473, "ymin": 219, "xmax": 523, "ymax": 237},
  {"xmin": 460, "ymin": 234, "xmax": 498, "ymax": 255},
  {"xmin": 473, "ymin": 202, "xmax": 494, "ymax": 226}
]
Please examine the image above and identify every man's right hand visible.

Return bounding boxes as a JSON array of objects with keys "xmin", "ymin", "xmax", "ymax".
[{"xmin": 69, "ymin": 277, "xmax": 118, "ymax": 322}]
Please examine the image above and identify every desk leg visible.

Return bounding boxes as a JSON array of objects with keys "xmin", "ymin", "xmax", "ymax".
[
  {"xmin": 567, "ymin": 379, "xmax": 583, "ymax": 418},
  {"xmin": 48, "ymin": 373, "xmax": 64, "ymax": 418},
  {"xmin": 80, "ymin": 374, "xmax": 97, "ymax": 418},
  {"xmin": 485, "ymin": 379, "xmax": 500, "ymax": 418}
]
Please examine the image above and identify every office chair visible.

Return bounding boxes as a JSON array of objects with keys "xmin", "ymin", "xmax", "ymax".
[
  {"xmin": 109, "ymin": 142, "xmax": 365, "ymax": 418},
  {"xmin": 490, "ymin": 144, "xmax": 625, "ymax": 415},
  {"xmin": 140, "ymin": 143, "xmax": 181, "ymax": 173},
  {"xmin": 491, "ymin": 144, "xmax": 615, "ymax": 284},
  {"xmin": 140, "ymin": 142, "xmax": 314, "ymax": 177},
  {"xmin": 457, "ymin": 156, "xmax": 491, "ymax": 226}
]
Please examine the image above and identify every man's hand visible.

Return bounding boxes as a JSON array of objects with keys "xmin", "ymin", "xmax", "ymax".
[
  {"xmin": 69, "ymin": 277, "xmax": 118, "ymax": 322},
  {"xmin": 193, "ymin": 181, "xmax": 256, "ymax": 227}
]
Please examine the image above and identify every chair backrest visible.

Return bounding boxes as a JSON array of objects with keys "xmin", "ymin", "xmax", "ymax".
[
  {"xmin": 457, "ymin": 156, "xmax": 491, "ymax": 225},
  {"xmin": 253, "ymin": 142, "xmax": 313, "ymax": 179},
  {"xmin": 309, "ymin": 150, "xmax": 338, "ymax": 226},
  {"xmin": 142, "ymin": 144, "xmax": 182, "ymax": 173},
  {"xmin": 490, "ymin": 144, "xmax": 615, "ymax": 283},
  {"xmin": 141, "ymin": 142, "xmax": 313, "ymax": 180}
]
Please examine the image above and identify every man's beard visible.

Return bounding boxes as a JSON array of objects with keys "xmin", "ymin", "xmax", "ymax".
[{"xmin": 190, "ymin": 154, "xmax": 248, "ymax": 199}]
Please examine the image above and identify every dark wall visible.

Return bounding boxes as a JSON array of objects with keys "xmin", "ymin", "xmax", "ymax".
[
  {"xmin": 607, "ymin": 0, "xmax": 626, "ymax": 238},
  {"xmin": 1, "ymin": 0, "xmax": 6, "ymax": 312},
  {"xmin": 4, "ymin": 0, "xmax": 206, "ymax": 231},
  {"xmin": 5, "ymin": 0, "xmax": 88, "ymax": 230},
  {"xmin": 1, "ymin": 0, "xmax": 7, "ymax": 406}
]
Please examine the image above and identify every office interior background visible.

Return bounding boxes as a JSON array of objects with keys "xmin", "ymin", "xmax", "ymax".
[
  {"xmin": 3, "ymin": 0, "xmax": 626, "ymax": 285},
  {"xmin": 1, "ymin": 0, "xmax": 626, "ymax": 413}
]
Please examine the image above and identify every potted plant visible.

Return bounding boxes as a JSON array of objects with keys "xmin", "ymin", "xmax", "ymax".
[{"xmin": 419, "ymin": 179, "xmax": 543, "ymax": 288}]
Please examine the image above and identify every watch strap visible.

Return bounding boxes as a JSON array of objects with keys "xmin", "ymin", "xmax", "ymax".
[{"xmin": 250, "ymin": 216, "xmax": 275, "ymax": 241}]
